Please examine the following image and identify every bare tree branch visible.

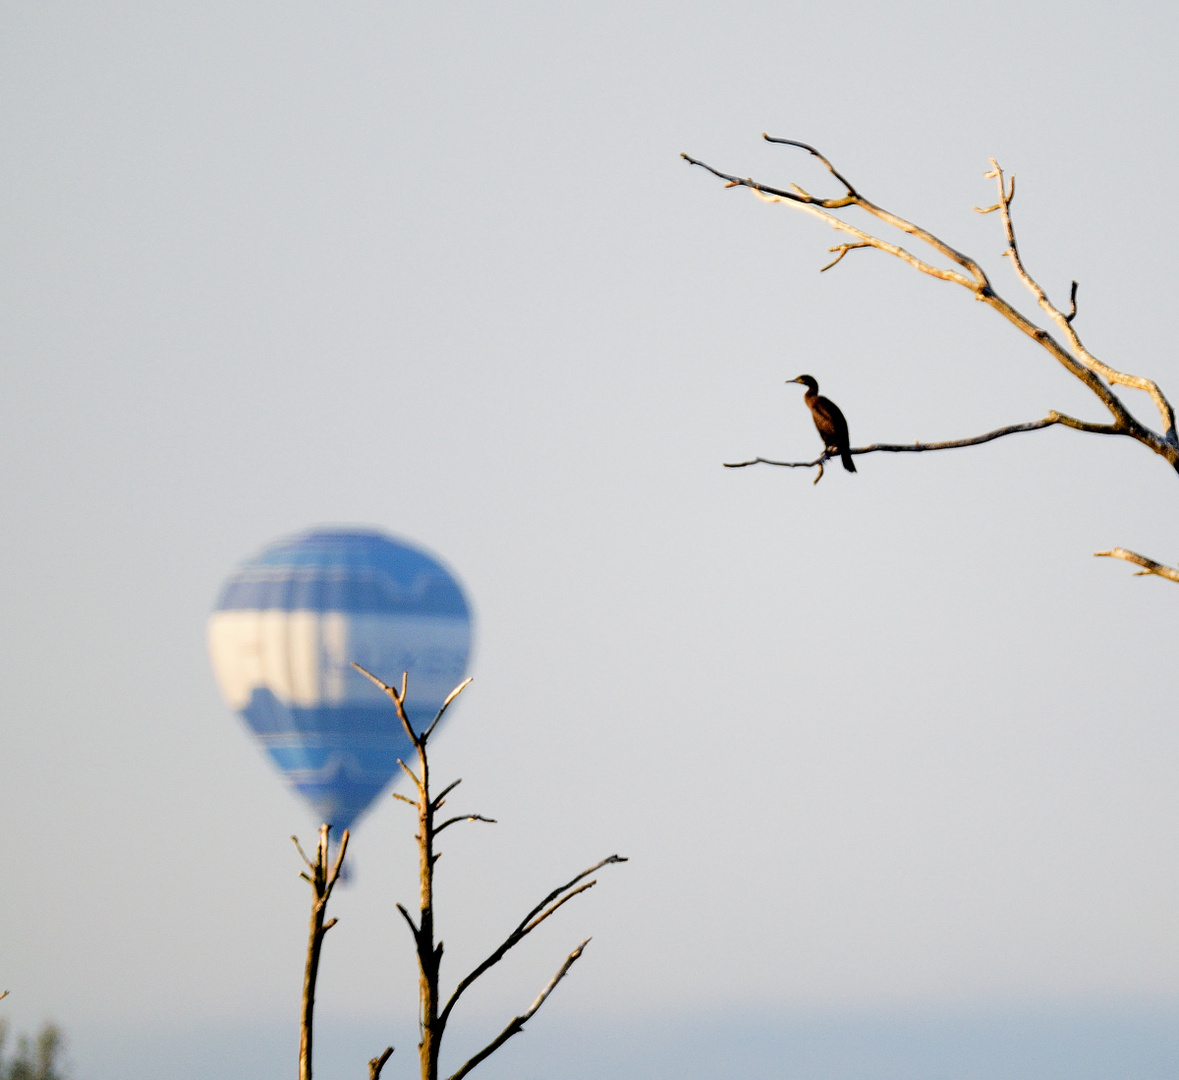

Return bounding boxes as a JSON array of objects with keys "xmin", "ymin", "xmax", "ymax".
[
  {"xmin": 397, "ymin": 758, "xmax": 424, "ymax": 791},
  {"xmin": 328, "ymin": 832, "xmax": 349, "ymax": 891},
  {"xmin": 368, "ymin": 671, "xmax": 625, "ymax": 1080},
  {"xmin": 681, "ymin": 140, "xmax": 1179, "ymax": 476},
  {"xmin": 368, "ymin": 1047, "xmax": 394, "ymax": 1080},
  {"xmin": 820, "ymin": 242, "xmax": 871, "ymax": 272},
  {"xmin": 747, "ymin": 178, "xmax": 980, "ymax": 288},
  {"xmin": 423, "ymin": 677, "xmax": 474, "ymax": 740},
  {"xmin": 444, "ymin": 940, "xmax": 591, "ymax": 1080},
  {"xmin": 511, "ymin": 856, "xmax": 627, "ymax": 935},
  {"xmin": 351, "ymin": 662, "xmax": 398, "ymax": 696},
  {"xmin": 433, "ymin": 778, "xmax": 463, "ymax": 808},
  {"xmin": 981, "ymin": 158, "xmax": 1178, "ymax": 446},
  {"xmin": 396, "ymin": 902, "xmax": 421, "ymax": 940},
  {"xmin": 759, "ymin": 133, "xmax": 996, "ymax": 287},
  {"xmin": 1095, "ymin": 548, "xmax": 1179, "ymax": 583},
  {"xmin": 684, "ymin": 138, "xmax": 990, "ymax": 289},
  {"xmin": 435, "ymin": 814, "xmax": 497, "ymax": 834},
  {"xmin": 761, "ymin": 135, "xmax": 860, "ymax": 194},
  {"xmin": 724, "ymin": 415, "xmax": 1087, "ymax": 478},
  {"xmin": 685, "ymin": 135, "xmax": 1179, "ymax": 578},
  {"xmin": 297, "ymin": 823, "xmax": 349, "ymax": 1080},
  {"xmin": 352, "ymin": 663, "xmax": 422, "ymax": 748},
  {"xmin": 291, "ymin": 835, "xmax": 315, "ymax": 871},
  {"xmin": 438, "ymin": 855, "xmax": 627, "ymax": 1032},
  {"xmin": 519, "ymin": 880, "xmax": 600, "ymax": 933}
]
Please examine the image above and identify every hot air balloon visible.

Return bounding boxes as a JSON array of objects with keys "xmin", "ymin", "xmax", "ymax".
[{"xmin": 207, "ymin": 528, "xmax": 473, "ymax": 833}]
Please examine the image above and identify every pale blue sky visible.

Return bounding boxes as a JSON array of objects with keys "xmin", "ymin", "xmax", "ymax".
[{"xmin": 3, "ymin": 2, "xmax": 1179, "ymax": 1077}]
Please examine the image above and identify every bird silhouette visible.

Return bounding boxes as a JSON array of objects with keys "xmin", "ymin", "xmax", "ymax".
[{"xmin": 788, "ymin": 375, "xmax": 856, "ymax": 473}]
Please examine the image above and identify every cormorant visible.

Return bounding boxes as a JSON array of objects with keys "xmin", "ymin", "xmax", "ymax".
[{"xmin": 788, "ymin": 375, "xmax": 856, "ymax": 473}]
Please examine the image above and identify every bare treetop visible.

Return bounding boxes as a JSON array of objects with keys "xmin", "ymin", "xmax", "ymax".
[{"xmin": 351, "ymin": 663, "xmax": 625, "ymax": 1080}]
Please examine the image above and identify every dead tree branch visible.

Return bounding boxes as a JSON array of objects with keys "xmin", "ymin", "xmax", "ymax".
[
  {"xmin": 295, "ymin": 822, "xmax": 349, "ymax": 1080},
  {"xmin": 1095, "ymin": 548, "xmax": 1179, "ymax": 583},
  {"xmin": 684, "ymin": 136, "xmax": 1179, "ymax": 574},
  {"xmin": 438, "ymin": 854, "xmax": 626, "ymax": 1035},
  {"xmin": 353, "ymin": 665, "xmax": 625, "ymax": 1080},
  {"xmin": 978, "ymin": 159, "xmax": 1178, "ymax": 445},
  {"xmin": 444, "ymin": 940, "xmax": 590, "ymax": 1080},
  {"xmin": 435, "ymin": 814, "xmax": 497, "ymax": 834},
  {"xmin": 369, "ymin": 1046, "xmax": 394, "ymax": 1080},
  {"xmin": 723, "ymin": 414, "xmax": 1120, "ymax": 480}
]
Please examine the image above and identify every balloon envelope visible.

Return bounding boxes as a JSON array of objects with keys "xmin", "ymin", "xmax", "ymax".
[{"xmin": 208, "ymin": 528, "xmax": 472, "ymax": 832}]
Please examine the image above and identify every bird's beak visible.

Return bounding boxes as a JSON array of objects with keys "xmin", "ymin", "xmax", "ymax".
[{"xmin": 786, "ymin": 377, "xmax": 802, "ymax": 384}]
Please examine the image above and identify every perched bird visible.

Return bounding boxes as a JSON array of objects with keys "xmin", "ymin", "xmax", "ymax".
[{"xmin": 788, "ymin": 375, "xmax": 856, "ymax": 473}]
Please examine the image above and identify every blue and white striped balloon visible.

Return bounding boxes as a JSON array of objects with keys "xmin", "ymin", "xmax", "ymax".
[{"xmin": 207, "ymin": 528, "xmax": 472, "ymax": 832}]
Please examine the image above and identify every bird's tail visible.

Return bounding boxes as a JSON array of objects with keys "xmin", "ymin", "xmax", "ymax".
[{"xmin": 840, "ymin": 449, "xmax": 856, "ymax": 473}]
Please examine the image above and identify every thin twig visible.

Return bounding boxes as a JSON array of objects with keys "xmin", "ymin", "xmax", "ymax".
[
  {"xmin": 397, "ymin": 758, "xmax": 423, "ymax": 791},
  {"xmin": 1094, "ymin": 547, "xmax": 1179, "ymax": 583},
  {"xmin": 438, "ymin": 855, "xmax": 627, "ymax": 1030},
  {"xmin": 433, "ymin": 778, "xmax": 463, "ymax": 808},
  {"xmin": 396, "ymin": 902, "xmax": 421, "ymax": 940},
  {"xmin": 352, "ymin": 661, "xmax": 399, "ymax": 698},
  {"xmin": 724, "ymin": 415, "xmax": 1074, "ymax": 475},
  {"xmin": 681, "ymin": 153, "xmax": 856, "ymax": 209},
  {"xmin": 510, "ymin": 856, "xmax": 627, "ymax": 945},
  {"xmin": 444, "ymin": 941, "xmax": 590, "ymax": 1080},
  {"xmin": 423, "ymin": 677, "xmax": 474, "ymax": 740},
  {"xmin": 368, "ymin": 1047, "xmax": 394, "ymax": 1080},
  {"xmin": 520, "ymin": 880, "xmax": 599, "ymax": 934},
  {"xmin": 435, "ymin": 814, "xmax": 497, "ymax": 834},
  {"xmin": 291, "ymin": 835, "xmax": 315, "ymax": 871},
  {"xmin": 762, "ymin": 134, "xmax": 859, "ymax": 194},
  {"xmin": 820, "ymin": 242, "xmax": 871, "ymax": 272},
  {"xmin": 328, "ymin": 830, "xmax": 349, "ymax": 890},
  {"xmin": 351, "ymin": 662, "xmax": 422, "ymax": 747}
]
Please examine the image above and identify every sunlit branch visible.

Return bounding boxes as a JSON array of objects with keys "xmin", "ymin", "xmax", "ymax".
[
  {"xmin": 682, "ymin": 139, "xmax": 1179, "ymax": 476},
  {"xmin": 368, "ymin": 1047, "xmax": 393, "ymax": 1080},
  {"xmin": 980, "ymin": 159, "xmax": 1177, "ymax": 445},
  {"xmin": 1094, "ymin": 547, "xmax": 1179, "ymax": 583}
]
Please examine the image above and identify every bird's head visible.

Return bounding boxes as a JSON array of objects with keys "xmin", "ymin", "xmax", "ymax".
[{"xmin": 788, "ymin": 374, "xmax": 819, "ymax": 393}]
